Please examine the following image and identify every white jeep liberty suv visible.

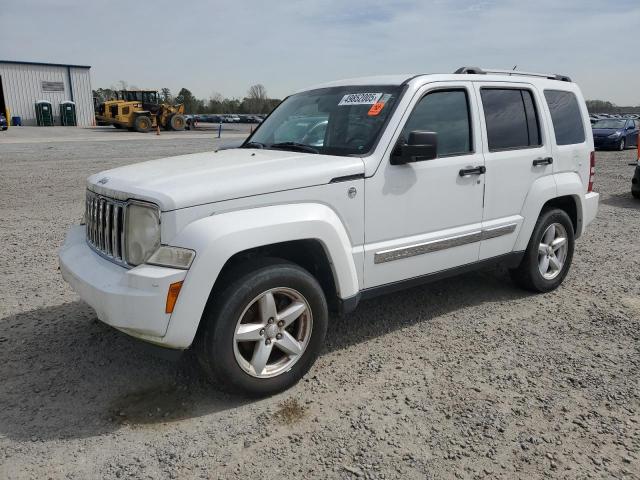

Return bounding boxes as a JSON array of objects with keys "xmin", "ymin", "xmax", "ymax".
[{"xmin": 60, "ymin": 67, "xmax": 599, "ymax": 396}]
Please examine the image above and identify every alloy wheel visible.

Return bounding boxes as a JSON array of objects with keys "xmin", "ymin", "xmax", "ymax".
[
  {"xmin": 538, "ymin": 223, "xmax": 568, "ymax": 280},
  {"xmin": 233, "ymin": 287, "xmax": 313, "ymax": 378}
]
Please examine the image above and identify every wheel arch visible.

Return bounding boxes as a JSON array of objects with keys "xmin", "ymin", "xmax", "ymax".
[
  {"xmin": 212, "ymin": 239, "xmax": 341, "ymax": 313},
  {"xmin": 515, "ymin": 173, "xmax": 585, "ymax": 251}
]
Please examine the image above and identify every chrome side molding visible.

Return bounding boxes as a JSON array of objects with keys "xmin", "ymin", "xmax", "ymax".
[{"xmin": 374, "ymin": 223, "xmax": 517, "ymax": 264}]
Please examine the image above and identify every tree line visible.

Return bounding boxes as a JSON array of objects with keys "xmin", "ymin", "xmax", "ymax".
[
  {"xmin": 92, "ymin": 83, "xmax": 638, "ymax": 116},
  {"xmin": 586, "ymin": 100, "xmax": 640, "ymax": 114},
  {"xmin": 93, "ymin": 82, "xmax": 281, "ymax": 114}
]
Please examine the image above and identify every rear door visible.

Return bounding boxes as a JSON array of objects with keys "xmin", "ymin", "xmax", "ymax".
[{"xmin": 473, "ymin": 82, "xmax": 554, "ymax": 260}]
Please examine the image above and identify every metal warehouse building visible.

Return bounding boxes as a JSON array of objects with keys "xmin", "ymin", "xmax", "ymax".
[{"xmin": 0, "ymin": 60, "xmax": 94, "ymax": 127}]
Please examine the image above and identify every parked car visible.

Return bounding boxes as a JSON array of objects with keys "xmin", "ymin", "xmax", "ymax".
[
  {"xmin": 592, "ymin": 118, "xmax": 639, "ymax": 150},
  {"xmin": 0, "ymin": 113, "xmax": 7, "ymax": 131},
  {"xmin": 60, "ymin": 67, "xmax": 599, "ymax": 396}
]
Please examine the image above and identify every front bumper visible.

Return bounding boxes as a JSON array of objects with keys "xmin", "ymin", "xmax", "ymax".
[
  {"xmin": 59, "ymin": 225, "xmax": 187, "ymax": 346},
  {"xmin": 593, "ymin": 136, "xmax": 621, "ymax": 149}
]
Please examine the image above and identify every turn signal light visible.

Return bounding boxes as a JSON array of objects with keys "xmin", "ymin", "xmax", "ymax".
[{"xmin": 165, "ymin": 281, "xmax": 183, "ymax": 314}]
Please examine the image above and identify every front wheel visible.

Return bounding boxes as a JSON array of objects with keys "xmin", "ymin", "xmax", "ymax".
[
  {"xmin": 510, "ymin": 209, "xmax": 575, "ymax": 292},
  {"xmin": 196, "ymin": 259, "xmax": 328, "ymax": 396},
  {"xmin": 619, "ymin": 138, "xmax": 626, "ymax": 151}
]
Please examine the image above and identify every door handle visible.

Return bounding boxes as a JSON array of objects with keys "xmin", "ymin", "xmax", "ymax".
[
  {"xmin": 459, "ymin": 165, "xmax": 486, "ymax": 177},
  {"xmin": 533, "ymin": 157, "xmax": 553, "ymax": 166}
]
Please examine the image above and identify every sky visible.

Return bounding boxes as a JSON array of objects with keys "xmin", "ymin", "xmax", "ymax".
[{"xmin": 1, "ymin": 0, "xmax": 639, "ymax": 105}]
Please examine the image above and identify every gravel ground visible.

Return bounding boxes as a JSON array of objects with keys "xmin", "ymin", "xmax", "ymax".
[{"xmin": 0, "ymin": 128, "xmax": 639, "ymax": 479}]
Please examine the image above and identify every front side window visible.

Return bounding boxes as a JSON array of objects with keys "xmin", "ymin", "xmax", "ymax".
[
  {"xmin": 480, "ymin": 88, "xmax": 541, "ymax": 151},
  {"xmin": 400, "ymin": 89, "xmax": 472, "ymax": 156},
  {"xmin": 544, "ymin": 90, "xmax": 586, "ymax": 145},
  {"xmin": 246, "ymin": 85, "xmax": 402, "ymax": 156}
]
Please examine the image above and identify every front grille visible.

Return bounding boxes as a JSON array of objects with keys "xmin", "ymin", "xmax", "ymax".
[{"xmin": 85, "ymin": 190, "xmax": 127, "ymax": 266}]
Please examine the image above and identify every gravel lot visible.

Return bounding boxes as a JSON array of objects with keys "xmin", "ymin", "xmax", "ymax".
[{"xmin": 1, "ymin": 127, "xmax": 639, "ymax": 479}]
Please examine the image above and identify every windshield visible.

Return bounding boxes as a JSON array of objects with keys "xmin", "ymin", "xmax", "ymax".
[
  {"xmin": 593, "ymin": 119, "xmax": 625, "ymax": 129},
  {"xmin": 245, "ymin": 85, "xmax": 403, "ymax": 156}
]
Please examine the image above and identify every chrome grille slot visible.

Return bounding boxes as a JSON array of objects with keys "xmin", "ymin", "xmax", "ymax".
[{"xmin": 85, "ymin": 190, "xmax": 127, "ymax": 266}]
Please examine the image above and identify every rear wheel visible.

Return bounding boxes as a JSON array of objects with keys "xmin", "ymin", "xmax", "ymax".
[
  {"xmin": 168, "ymin": 114, "xmax": 185, "ymax": 131},
  {"xmin": 134, "ymin": 115, "xmax": 152, "ymax": 133},
  {"xmin": 196, "ymin": 258, "xmax": 328, "ymax": 397},
  {"xmin": 510, "ymin": 209, "xmax": 575, "ymax": 293},
  {"xmin": 113, "ymin": 124, "xmax": 123, "ymax": 129}
]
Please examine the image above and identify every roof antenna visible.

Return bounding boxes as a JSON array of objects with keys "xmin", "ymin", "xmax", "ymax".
[{"xmin": 512, "ymin": 65, "xmax": 518, "ymax": 70}]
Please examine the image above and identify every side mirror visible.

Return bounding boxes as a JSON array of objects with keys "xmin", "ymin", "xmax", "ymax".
[{"xmin": 391, "ymin": 131, "xmax": 438, "ymax": 165}]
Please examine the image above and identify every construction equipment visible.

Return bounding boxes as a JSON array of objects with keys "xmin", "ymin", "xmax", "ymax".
[{"xmin": 95, "ymin": 90, "xmax": 185, "ymax": 133}]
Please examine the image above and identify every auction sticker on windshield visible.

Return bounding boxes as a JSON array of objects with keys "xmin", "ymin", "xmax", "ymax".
[{"xmin": 339, "ymin": 93, "xmax": 383, "ymax": 106}]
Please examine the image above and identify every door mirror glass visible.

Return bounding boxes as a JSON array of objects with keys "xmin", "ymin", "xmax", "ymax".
[{"xmin": 391, "ymin": 130, "xmax": 438, "ymax": 165}]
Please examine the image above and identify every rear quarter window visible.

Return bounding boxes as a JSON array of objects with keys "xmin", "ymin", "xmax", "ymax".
[{"xmin": 544, "ymin": 90, "xmax": 585, "ymax": 146}]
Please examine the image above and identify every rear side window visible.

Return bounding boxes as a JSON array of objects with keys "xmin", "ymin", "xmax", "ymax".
[
  {"xmin": 480, "ymin": 89, "xmax": 541, "ymax": 151},
  {"xmin": 544, "ymin": 90, "xmax": 585, "ymax": 145},
  {"xmin": 401, "ymin": 89, "xmax": 472, "ymax": 156}
]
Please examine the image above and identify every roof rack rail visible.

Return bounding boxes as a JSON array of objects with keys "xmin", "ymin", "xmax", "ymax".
[{"xmin": 454, "ymin": 66, "xmax": 572, "ymax": 82}]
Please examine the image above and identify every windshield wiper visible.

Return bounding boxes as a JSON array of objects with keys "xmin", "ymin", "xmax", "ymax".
[
  {"xmin": 241, "ymin": 141, "xmax": 266, "ymax": 149},
  {"xmin": 268, "ymin": 142, "xmax": 319, "ymax": 154}
]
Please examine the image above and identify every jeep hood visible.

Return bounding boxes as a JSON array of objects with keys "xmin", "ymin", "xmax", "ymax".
[{"xmin": 87, "ymin": 148, "xmax": 365, "ymax": 211}]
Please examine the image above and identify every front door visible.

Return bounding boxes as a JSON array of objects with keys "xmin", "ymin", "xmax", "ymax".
[{"xmin": 363, "ymin": 82, "xmax": 485, "ymax": 288}]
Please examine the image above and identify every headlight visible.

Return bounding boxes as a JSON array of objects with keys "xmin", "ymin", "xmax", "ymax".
[
  {"xmin": 608, "ymin": 131, "xmax": 622, "ymax": 138},
  {"xmin": 125, "ymin": 201, "xmax": 160, "ymax": 266},
  {"xmin": 146, "ymin": 246, "xmax": 195, "ymax": 269}
]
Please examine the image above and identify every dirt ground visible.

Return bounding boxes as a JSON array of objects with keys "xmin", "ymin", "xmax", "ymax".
[{"xmin": 0, "ymin": 127, "xmax": 638, "ymax": 479}]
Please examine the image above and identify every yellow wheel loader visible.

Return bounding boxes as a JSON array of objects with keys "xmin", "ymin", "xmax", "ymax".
[{"xmin": 95, "ymin": 90, "xmax": 186, "ymax": 133}]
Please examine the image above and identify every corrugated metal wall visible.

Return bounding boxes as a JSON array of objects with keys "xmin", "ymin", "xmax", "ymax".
[
  {"xmin": 0, "ymin": 62, "xmax": 94, "ymax": 127},
  {"xmin": 69, "ymin": 68, "xmax": 94, "ymax": 127}
]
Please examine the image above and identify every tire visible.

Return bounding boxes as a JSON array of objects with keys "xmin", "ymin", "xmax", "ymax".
[
  {"xmin": 168, "ymin": 114, "xmax": 185, "ymax": 131},
  {"xmin": 509, "ymin": 209, "xmax": 575, "ymax": 293},
  {"xmin": 113, "ymin": 124, "xmax": 122, "ymax": 129},
  {"xmin": 196, "ymin": 258, "xmax": 328, "ymax": 397},
  {"xmin": 619, "ymin": 138, "xmax": 626, "ymax": 151},
  {"xmin": 632, "ymin": 190, "xmax": 640, "ymax": 199},
  {"xmin": 134, "ymin": 115, "xmax": 152, "ymax": 133}
]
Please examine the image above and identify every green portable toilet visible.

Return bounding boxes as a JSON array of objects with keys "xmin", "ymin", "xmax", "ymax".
[
  {"xmin": 59, "ymin": 101, "xmax": 77, "ymax": 126},
  {"xmin": 35, "ymin": 101, "xmax": 54, "ymax": 126}
]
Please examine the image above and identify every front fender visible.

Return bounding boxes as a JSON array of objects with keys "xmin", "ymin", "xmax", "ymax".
[{"xmin": 162, "ymin": 203, "xmax": 360, "ymax": 348}]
